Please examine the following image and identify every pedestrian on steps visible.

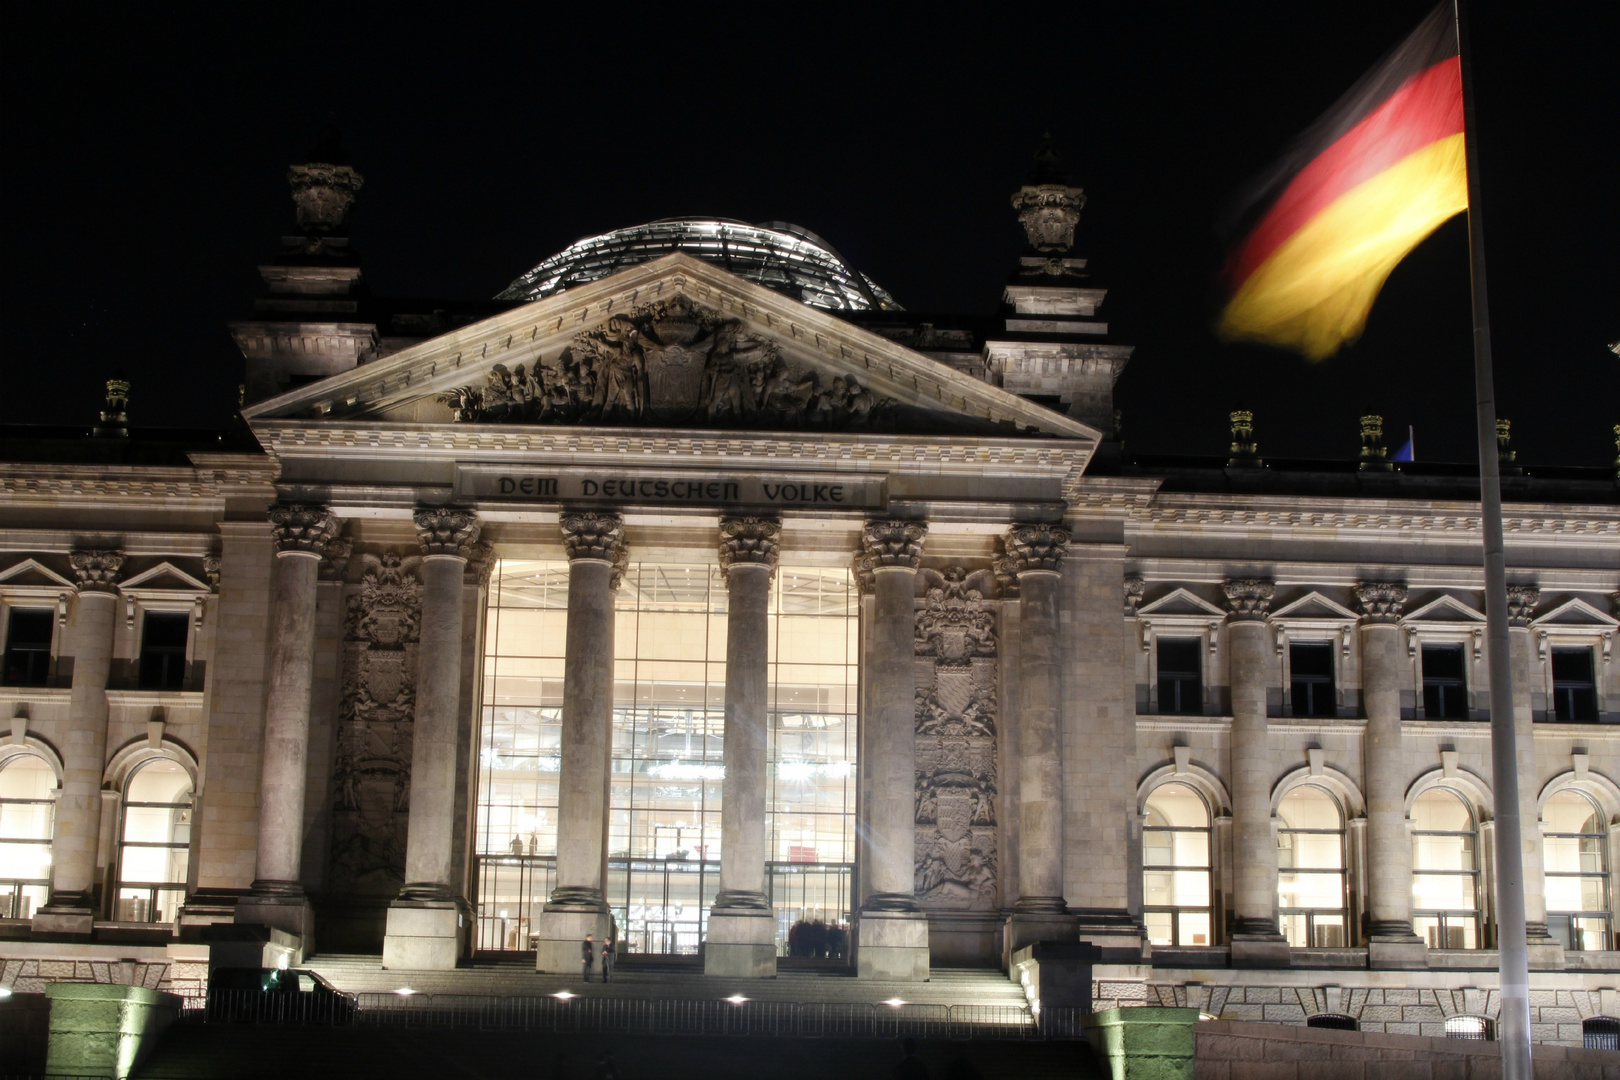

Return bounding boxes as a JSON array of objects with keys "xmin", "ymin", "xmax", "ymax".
[{"xmin": 582, "ymin": 933, "xmax": 596, "ymax": 982}]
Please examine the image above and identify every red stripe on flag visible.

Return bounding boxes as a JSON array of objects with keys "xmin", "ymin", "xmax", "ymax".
[{"xmin": 1226, "ymin": 55, "xmax": 1463, "ymax": 290}]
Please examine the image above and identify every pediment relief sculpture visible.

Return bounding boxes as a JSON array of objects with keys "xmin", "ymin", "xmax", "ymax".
[{"xmin": 438, "ymin": 296, "xmax": 894, "ymax": 431}]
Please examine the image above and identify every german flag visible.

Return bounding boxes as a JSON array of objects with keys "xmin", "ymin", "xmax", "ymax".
[{"xmin": 1218, "ymin": 6, "xmax": 1466, "ymax": 360}]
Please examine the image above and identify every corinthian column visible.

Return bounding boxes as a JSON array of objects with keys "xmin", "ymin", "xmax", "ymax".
[
  {"xmin": 237, "ymin": 505, "xmax": 337, "ymax": 944},
  {"xmin": 1004, "ymin": 524, "xmax": 1080, "ymax": 951},
  {"xmin": 36, "ymin": 550, "xmax": 124, "ymax": 933},
  {"xmin": 383, "ymin": 508, "xmax": 481, "ymax": 971},
  {"xmin": 1357, "ymin": 583, "xmax": 1426, "ymax": 968},
  {"xmin": 1507, "ymin": 585, "xmax": 1561, "ymax": 965},
  {"xmin": 1225, "ymin": 578, "xmax": 1289, "ymax": 966},
  {"xmin": 706, "ymin": 517, "xmax": 780, "ymax": 978},
  {"xmin": 854, "ymin": 519, "xmax": 931, "ymax": 980},
  {"xmin": 535, "ymin": 512, "xmax": 625, "ymax": 974}
]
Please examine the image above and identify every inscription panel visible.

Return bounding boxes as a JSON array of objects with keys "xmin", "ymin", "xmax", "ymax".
[{"xmin": 456, "ymin": 465, "xmax": 886, "ymax": 509}]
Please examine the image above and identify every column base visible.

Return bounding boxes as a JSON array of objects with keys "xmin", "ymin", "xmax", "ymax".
[
  {"xmin": 855, "ymin": 910, "xmax": 929, "ymax": 981},
  {"xmin": 534, "ymin": 905, "xmax": 615, "ymax": 976},
  {"xmin": 382, "ymin": 898, "xmax": 467, "ymax": 971},
  {"xmin": 1367, "ymin": 935, "xmax": 1429, "ymax": 970},
  {"xmin": 1229, "ymin": 931, "xmax": 1292, "ymax": 968},
  {"xmin": 704, "ymin": 910, "xmax": 777, "ymax": 978},
  {"xmin": 1005, "ymin": 910, "xmax": 1078, "ymax": 960},
  {"xmin": 1072, "ymin": 908, "xmax": 1148, "ymax": 964},
  {"xmin": 235, "ymin": 881, "xmax": 314, "ymax": 954},
  {"xmin": 200, "ymin": 923, "xmax": 304, "ymax": 970}
]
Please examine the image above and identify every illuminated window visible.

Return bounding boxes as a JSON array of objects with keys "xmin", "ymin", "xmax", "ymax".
[
  {"xmin": 1411, "ymin": 788, "xmax": 1479, "ymax": 949},
  {"xmin": 1551, "ymin": 648, "xmax": 1598, "ymax": 723},
  {"xmin": 1289, "ymin": 642, "xmax": 1336, "ymax": 718},
  {"xmin": 115, "ymin": 760, "xmax": 192, "ymax": 923},
  {"xmin": 1543, "ymin": 789, "xmax": 1610, "ymax": 951},
  {"xmin": 1277, "ymin": 786, "xmax": 1346, "ymax": 948},
  {"xmin": 475, "ymin": 560, "xmax": 857, "ymax": 955},
  {"xmin": 1445, "ymin": 1015, "xmax": 1491, "ymax": 1041},
  {"xmin": 2, "ymin": 608, "xmax": 54, "ymax": 687},
  {"xmin": 1155, "ymin": 639, "xmax": 1202, "ymax": 715},
  {"xmin": 0, "ymin": 753, "xmax": 55, "ymax": 919},
  {"xmin": 1421, "ymin": 644, "xmax": 1468, "ymax": 719},
  {"xmin": 1141, "ymin": 783, "xmax": 1212, "ymax": 947}
]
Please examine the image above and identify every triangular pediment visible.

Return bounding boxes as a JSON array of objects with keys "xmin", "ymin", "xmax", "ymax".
[
  {"xmin": 1532, "ymin": 598, "xmax": 1619, "ymax": 630},
  {"xmin": 1137, "ymin": 587, "xmax": 1227, "ymax": 618},
  {"xmin": 242, "ymin": 253, "xmax": 1099, "ymax": 445},
  {"xmin": 1403, "ymin": 594, "xmax": 1486, "ymax": 624},
  {"xmin": 121, "ymin": 562, "xmax": 211, "ymax": 593},
  {"xmin": 0, "ymin": 558, "xmax": 74, "ymax": 589},
  {"xmin": 1271, "ymin": 591, "xmax": 1359, "ymax": 621}
]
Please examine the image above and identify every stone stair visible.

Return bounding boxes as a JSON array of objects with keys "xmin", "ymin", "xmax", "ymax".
[{"xmin": 304, "ymin": 952, "xmax": 1029, "ymax": 1008}]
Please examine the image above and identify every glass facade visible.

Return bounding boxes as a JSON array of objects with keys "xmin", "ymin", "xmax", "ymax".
[
  {"xmin": 1142, "ymin": 783, "xmax": 1212, "ymax": 947},
  {"xmin": 1277, "ymin": 785, "xmax": 1347, "ymax": 948},
  {"xmin": 1544, "ymin": 789, "xmax": 1611, "ymax": 950},
  {"xmin": 0, "ymin": 753, "xmax": 54, "ymax": 919},
  {"xmin": 476, "ymin": 560, "xmax": 858, "ymax": 954},
  {"xmin": 1411, "ymin": 788, "xmax": 1479, "ymax": 949}
]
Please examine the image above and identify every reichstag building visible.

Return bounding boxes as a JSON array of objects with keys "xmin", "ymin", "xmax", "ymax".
[{"xmin": 2, "ymin": 140, "xmax": 1617, "ymax": 1045}]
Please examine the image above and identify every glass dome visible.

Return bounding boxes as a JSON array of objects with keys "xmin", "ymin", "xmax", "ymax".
[{"xmin": 498, "ymin": 218, "xmax": 902, "ymax": 312}]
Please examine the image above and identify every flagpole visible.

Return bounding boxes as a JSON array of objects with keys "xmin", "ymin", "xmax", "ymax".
[{"xmin": 1454, "ymin": 1, "xmax": 1531, "ymax": 1076}]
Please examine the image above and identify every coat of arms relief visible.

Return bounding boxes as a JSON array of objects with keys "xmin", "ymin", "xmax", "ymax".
[
  {"xmin": 914, "ymin": 566, "xmax": 1000, "ymax": 909},
  {"xmin": 329, "ymin": 550, "xmax": 421, "ymax": 897},
  {"xmin": 438, "ymin": 296, "xmax": 893, "ymax": 429}
]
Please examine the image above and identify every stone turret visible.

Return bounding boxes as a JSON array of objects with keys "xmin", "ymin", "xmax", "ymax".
[
  {"xmin": 986, "ymin": 136, "xmax": 1134, "ymax": 438},
  {"xmin": 230, "ymin": 126, "xmax": 378, "ymax": 405},
  {"xmin": 92, "ymin": 374, "xmax": 129, "ymax": 439}
]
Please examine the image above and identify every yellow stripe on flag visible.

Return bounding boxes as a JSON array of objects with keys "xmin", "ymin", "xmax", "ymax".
[{"xmin": 1218, "ymin": 132, "xmax": 1468, "ymax": 360}]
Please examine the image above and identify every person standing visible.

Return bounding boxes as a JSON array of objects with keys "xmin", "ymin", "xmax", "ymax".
[
  {"xmin": 600, "ymin": 934, "xmax": 615, "ymax": 982},
  {"xmin": 582, "ymin": 933, "xmax": 596, "ymax": 983}
]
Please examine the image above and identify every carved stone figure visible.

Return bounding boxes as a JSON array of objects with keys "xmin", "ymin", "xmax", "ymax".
[
  {"xmin": 437, "ymin": 297, "xmax": 893, "ymax": 431},
  {"xmin": 330, "ymin": 549, "xmax": 423, "ymax": 897},
  {"xmin": 913, "ymin": 564, "xmax": 1000, "ymax": 909},
  {"xmin": 288, "ymin": 161, "xmax": 364, "ymax": 234}
]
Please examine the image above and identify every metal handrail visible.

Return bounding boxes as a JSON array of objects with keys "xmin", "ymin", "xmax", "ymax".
[{"xmin": 186, "ymin": 990, "xmax": 1059, "ymax": 1040}]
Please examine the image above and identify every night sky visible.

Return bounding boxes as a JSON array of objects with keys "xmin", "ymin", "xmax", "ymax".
[{"xmin": 3, "ymin": 3, "xmax": 1615, "ymax": 468}]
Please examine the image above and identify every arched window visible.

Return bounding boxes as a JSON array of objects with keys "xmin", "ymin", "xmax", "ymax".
[
  {"xmin": 1277, "ymin": 785, "xmax": 1346, "ymax": 948},
  {"xmin": 1142, "ymin": 783, "xmax": 1212, "ymax": 947},
  {"xmin": 1584, "ymin": 1016, "xmax": 1620, "ymax": 1051},
  {"xmin": 1445, "ymin": 1015, "xmax": 1492, "ymax": 1041},
  {"xmin": 0, "ymin": 753, "xmax": 55, "ymax": 919},
  {"xmin": 1543, "ymin": 789, "xmax": 1611, "ymax": 951},
  {"xmin": 115, "ymin": 760, "xmax": 192, "ymax": 923},
  {"xmin": 1411, "ymin": 788, "xmax": 1479, "ymax": 949}
]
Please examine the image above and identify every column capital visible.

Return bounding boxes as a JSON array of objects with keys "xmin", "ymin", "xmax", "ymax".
[
  {"xmin": 464, "ymin": 539, "xmax": 497, "ymax": 587},
  {"xmin": 69, "ymin": 549, "xmax": 125, "ymax": 593},
  {"xmin": 992, "ymin": 553, "xmax": 1021, "ymax": 598},
  {"xmin": 1123, "ymin": 573, "xmax": 1146, "ymax": 615},
  {"xmin": 860, "ymin": 519, "xmax": 926, "ymax": 570},
  {"xmin": 268, "ymin": 502, "xmax": 340, "ymax": 556},
  {"xmin": 413, "ymin": 507, "xmax": 482, "ymax": 559},
  {"xmin": 718, "ymin": 516, "xmax": 780, "ymax": 579},
  {"xmin": 319, "ymin": 537, "xmax": 353, "ymax": 582},
  {"xmin": 1002, "ymin": 522, "xmax": 1070, "ymax": 575},
  {"xmin": 1355, "ymin": 581, "xmax": 1408, "ymax": 624},
  {"xmin": 1506, "ymin": 583, "xmax": 1540, "ymax": 627},
  {"xmin": 559, "ymin": 511, "xmax": 624, "ymax": 562},
  {"xmin": 1223, "ymin": 577, "xmax": 1274, "ymax": 622}
]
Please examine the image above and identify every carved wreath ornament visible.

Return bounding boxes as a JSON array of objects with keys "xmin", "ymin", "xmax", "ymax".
[{"xmin": 439, "ymin": 297, "xmax": 893, "ymax": 430}]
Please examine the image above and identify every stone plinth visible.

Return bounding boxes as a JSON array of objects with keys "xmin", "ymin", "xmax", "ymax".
[
  {"xmin": 201, "ymin": 923, "xmax": 302, "ymax": 971},
  {"xmin": 1005, "ymin": 911, "xmax": 1078, "ymax": 959},
  {"xmin": 1366, "ymin": 936, "xmax": 1429, "ymax": 970},
  {"xmin": 1081, "ymin": 1006, "xmax": 1197, "ymax": 1080},
  {"xmin": 856, "ymin": 910, "xmax": 930, "ymax": 981},
  {"xmin": 44, "ymin": 982, "xmax": 182, "ymax": 1080},
  {"xmin": 703, "ymin": 910, "xmax": 776, "ymax": 978},
  {"xmin": 1011, "ymin": 940, "xmax": 1100, "ymax": 1016},
  {"xmin": 533, "ymin": 906, "xmax": 614, "ymax": 978},
  {"xmin": 382, "ymin": 900, "xmax": 466, "ymax": 972}
]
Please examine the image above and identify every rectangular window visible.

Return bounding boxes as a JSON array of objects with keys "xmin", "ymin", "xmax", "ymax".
[
  {"xmin": 1156, "ymin": 638, "xmax": 1202, "ymax": 715},
  {"xmin": 137, "ymin": 612, "xmax": 189, "ymax": 691},
  {"xmin": 1551, "ymin": 647, "xmax": 1599, "ymax": 723},
  {"xmin": 1421, "ymin": 644, "xmax": 1468, "ymax": 719},
  {"xmin": 1289, "ymin": 642, "xmax": 1336, "ymax": 718},
  {"xmin": 2, "ymin": 608, "xmax": 54, "ymax": 687}
]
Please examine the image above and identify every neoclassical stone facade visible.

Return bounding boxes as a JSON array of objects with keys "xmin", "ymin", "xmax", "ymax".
[{"xmin": 2, "ymin": 145, "xmax": 1617, "ymax": 1045}]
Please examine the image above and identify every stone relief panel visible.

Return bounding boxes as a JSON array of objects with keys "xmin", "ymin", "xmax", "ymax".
[
  {"xmin": 439, "ymin": 296, "xmax": 894, "ymax": 430},
  {"xmin": 329, "ymin": 550, "xmax": 421, "ymax": 898},
  {"xmin": 914, "ymin": 566, "xmax": 1000, "ymax": 909}
]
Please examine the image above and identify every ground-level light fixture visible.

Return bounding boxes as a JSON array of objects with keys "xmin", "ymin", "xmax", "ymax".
[
  {"xmin": 394, "ymin": 987, "xmax": 417, "ymax": 996},
  {"xmin": 725, "ymin": 994, "xmax": 748, "ymax": 1005},
  {"xmin": 883, "ymin": 998, "xmax": 905, "ymax": 1008},
  {"xmin": 553, "ymin": 991, "xmax": 577, "ymax": 1000}
]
